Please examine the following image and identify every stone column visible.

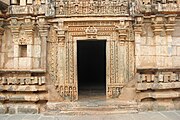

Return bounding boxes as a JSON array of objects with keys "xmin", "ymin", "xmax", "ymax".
[
  {"xmin": 9, "ymin": 17, "xmax": 20, "ymax": 69},
  {"xmin": 165, "ymin": 15, "xmax": 176, "ymax": 67},
  {"xmin": 38, "ymin": 17, "xmax": 49, "ymax": 70},
  {"xmin": 152, "ymin": 15, "xmax": 165, "ymax": 67},
  {"xmin": 134, "ymin": 16, "xmax": 144, "ymax": 68},
  {"xmin": 55, "ymin": 21, "xmax": 66, "ymax": 91},
  {"xmin": 116, "ymin": 20, "xmax": 128, "ymax": 83}
]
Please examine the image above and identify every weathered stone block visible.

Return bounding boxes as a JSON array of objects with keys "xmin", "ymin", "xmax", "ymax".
[
  {"xmin": 1, "ymin": 77, "xmax": 6, "ymax": 85},
  {"xmin": 152, "ymin": 100, "xmax": 174, "ymax": 111},
  {"xmin": 172, "ymin": 56, "xmax": 180, "ymax": 67},
  {"xmin": 13, "ymin": 58, "xmax": 19, "ymax": 68},
  {"xmin": 141, "ymin": 46, "xmax": 156, "ymax": 56},
  {"xmin": 173, "ymin": 21, "xmax": 180, "ymax": 37},
  {"xmin": 17, "ymin": 106, "xmax": 38, "ymax": 114},
  {"xmin": 8, "ymin": 52, "xmax": 14, "ymax": 58},
  {"xmin": 159, "ymin": 74, "xmax": 164, "ymax": 82},
  {"xmin": 32, "ymin": 77, "xmax": 38, "ymax": 84},
  {"xmin": 5, "ymin": 59, "xmax": 14, "ymax": 69},
  {"xmin": 140, "ymin": 37, "xmax": 146, "ymax": 45},
  {"xmin": 27, "ymin": 0, "xmax": 33, "ymax": 4},
  {"xmin": 41, "ymin": 77, "xmax": 46, "ymax": 84},
  {"xmin": 171, "ymin": 73, "xmax": 177, "ymax": 82},
  {"xmin": 25, "ymin": 77, "xmax": 31, "ymax": 85},
  {"xmin": 136, "ymin": 73, "xmax": 141, "ymax": 83},
  {"xmin": 0, "ymin": 105, "xmax": 7, "ymax": 114},
  {"xmin": 135, "ymin": 43, "xmax": 140, "ymax": 56},
  {"xmin": 177, "ymin": 47, "xmax": 180, "ymax": 56},
  {"xmin": 38, "ymin": 77, "xmax": 42, "ymax": 85},
  {"xmin": 18, "ymin": 58, "xmax": 32, "ymax": 69},
  {"xmin": 0, "ymin": 53, "xmax": 5, "ymax": 68},
  {"xmin": 156, "ymin": 56, "xmax": 165, "ymax": 67},
  {"xmin": 8, "ymin": 107, "xmax": 16, "ymax": 114},
  {"xmin": 139, "ymin": 56, "xmax": 156, "ymax": 68},
  {"xmin": 27, "ymin": 45, "xmax": 33, "ymax": 57},
  {"xmin": 171, "ymin": 46, "xmax": 177, "ymax": 56},
  {"xmin": 156, "ymin": 46, "xmax": 168, "ymax": 56},
  {"xmin": 32, "ymin": 58, "xmax": 40, "ymax": 69},
  {"xmin": 172, "ymin": 37, "xmax": 180, "ymax": 45},
  {"xmin": 156, "ymin": 36, "xmax": 167, "ymax": 45},
  {"xmin": 146, "ymin": 36, "xmax": 155, "ymax": 45},
  {"xmin": 13, "ymin": 45, "xmax": 19, "ymax": 57},
  {"xmin": 33, "ymin": 45, "xmax": 41, "ymax": 58},
  {"xmin": 34, "ymin": 37, "xmax": 41, "ymax": 45},
  {"xmin": 164, "ymin": 75, "xmax": 170, "ymax": 83},
  {"xmin": 20, "ymin": 78, "xmax": 25, "ymax": 85},
  {"xmin": 9, "ymin": 96, "xmax": 25, "ymax": 101},
  {"xmin": 165, "ymin": 57, "xmax": 172, "ymax": 67},
  {"xmin": 20, "ymin": 0, "xmax": 26, "ymax": 5}
]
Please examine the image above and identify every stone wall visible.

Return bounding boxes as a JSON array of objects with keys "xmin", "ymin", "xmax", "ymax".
[
  {"xmin": 0, "ymin": 0, "xmax": 180, "ymax": 114},
  {"xmin": 0, "ymin": 14, "xmax": 48, "ymax": 113},
  {"xmin": 135, "ymin": 15, "xmax": 180, "ymax": 111}
]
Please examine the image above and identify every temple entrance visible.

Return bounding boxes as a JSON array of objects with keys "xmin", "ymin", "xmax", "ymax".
[{"xmin": 77, "ymin": 40, "xmax": 106, "ymax": 100}]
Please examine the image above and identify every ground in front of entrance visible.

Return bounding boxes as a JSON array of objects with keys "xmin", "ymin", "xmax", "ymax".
[{"xmin": 1, "ymin": 111, "xmax": 180, "ymax": 120}]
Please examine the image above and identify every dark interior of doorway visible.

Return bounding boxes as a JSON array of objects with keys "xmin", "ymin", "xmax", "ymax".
[{"xmin": 77, "ymin": 40, "xmax": 106, "ymax": 100}]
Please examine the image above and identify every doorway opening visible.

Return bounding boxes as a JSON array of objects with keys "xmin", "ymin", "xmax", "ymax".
[{"xmin": 77, "ymin": 40, "xmax": 106, "ymax": 100}]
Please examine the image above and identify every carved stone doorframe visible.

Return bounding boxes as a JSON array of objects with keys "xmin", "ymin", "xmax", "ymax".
[
  {"xmin": 48, "ymin": 20, "xmax": 135, "ymax": 101},
  {"xmin": 73, "ymin": 36, "xmax": 111, "ymax": 99}
]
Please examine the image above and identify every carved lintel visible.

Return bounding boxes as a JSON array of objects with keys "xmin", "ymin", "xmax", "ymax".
[{"xmin": 85, "ymin": 26, "xmax": 97, "ymax": 38}]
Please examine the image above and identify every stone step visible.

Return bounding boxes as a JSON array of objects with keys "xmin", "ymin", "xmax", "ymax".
[
  {"xmin": 45, "ymin": 100, "xmax": 138, "ymax": 115},
  {"xmin": 44, "ymin": 109, "xmax": 138, "ymax": 115}
]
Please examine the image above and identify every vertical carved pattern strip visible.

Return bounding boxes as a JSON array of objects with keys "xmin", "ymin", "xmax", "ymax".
[
  {"xmin": 128, "ymin": 22, "xmax": 135, "ymax": 81},
  {"xmin": 115, "ymin": 40, "xmax": 118, "ymax": 83},
  {"xmin": 69, "ymin": 40, "xmax": 74, "ymax": 84},
  {"xmin": 110, "ymin": 40, "xmax": 115, "ymax": 84},
  {"xmin": 117, "ymin": 41, "xmax": 126, "ymax": 84},
  {"xmin": 48, "ymin": 42, "xmax": 57, "ymax": 83},
  {"xmin": 126, "ymin": 42, "xmax": 129, "ymax": 83},
  {"xmin": 65, "ymin": 41, "xmax": 69, "ymax": 84},
  {"xmin": 128, "ymin": 42, "xmax": 135, "ymax": 81},
  {"xmin": 48, "ymin": 28, "xmax": 58, "ymax": 85},
  {"xmin": 57, "ymin": 43, "xmax": 65, "ymax": 85}
]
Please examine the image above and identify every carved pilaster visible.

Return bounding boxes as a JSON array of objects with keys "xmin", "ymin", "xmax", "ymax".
[
  {"xmin": 23, "ymin": 17, "xmax": 35, "ymax": 41},
  {"xmin": 38, "ymin": 17, "xmax": 49, "ymax": 70},
  {"xmin": 116, "ymin": 20, "xmax": 128, "ymax": 41},
  {"xmin": 10, "ymin": 17, "xmax": 20, "ymax": 42},
  {"xmin": 165, "ymin": 15, "xmax": 176, "ymax": 35},
  {"xmin": 152, "ymin": 15, "xmax": 165, "ymax": 35},
  {"xmin": 134, "ymin": 16, "xmax": 144, "ymax": 36}
]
